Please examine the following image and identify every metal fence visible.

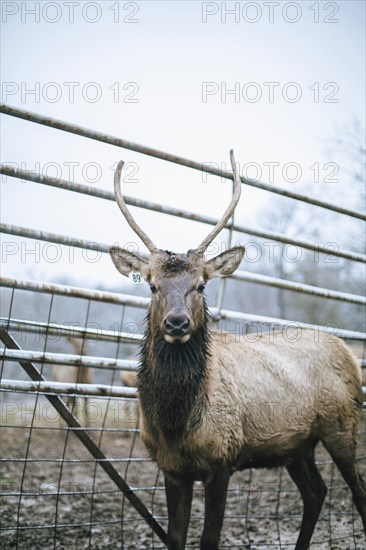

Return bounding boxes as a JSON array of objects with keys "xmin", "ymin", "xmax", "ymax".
[{"xmin": 1, "ymin": 103, "xmax": 365, "ymax": 549}]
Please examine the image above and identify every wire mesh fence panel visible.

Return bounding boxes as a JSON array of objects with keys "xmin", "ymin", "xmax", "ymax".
[{"xmin": 0, "ymin": 285, "xmax": 167, "ymax": 548}]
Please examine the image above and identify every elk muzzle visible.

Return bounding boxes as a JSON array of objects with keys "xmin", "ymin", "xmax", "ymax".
[{"xmin": 163, "ymin": 312, "xmax": 192, "ymax": 344}]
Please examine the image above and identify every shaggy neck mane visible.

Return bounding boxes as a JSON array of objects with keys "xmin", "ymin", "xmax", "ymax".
[{"xmin": 138, "ymin": 306, "xmax": 211, "ymax": 435}]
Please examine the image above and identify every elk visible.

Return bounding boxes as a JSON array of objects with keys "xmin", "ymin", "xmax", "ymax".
[
  {"xmin": 53, "ymin": 337, "xmax": 93, "ymax": 422},
  {"xmin": 120, "ymin": 365, "xmax": 137, "ymax": 388},
  {"xmin": 110, "ymin": 152, "xmax": 366, "ymax": 550}
]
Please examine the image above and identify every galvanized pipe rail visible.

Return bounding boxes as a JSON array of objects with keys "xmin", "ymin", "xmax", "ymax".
[
  {"xmin": 2, "ymin": 310, "xmax": 365, "ymax": 342},
  {"xmin": 5, "ymin": 220, "xmax": 363, "ymax": 266},
  {"xmin": 1, "ymin": 104, "xmax": 365, "ymax": 221},
  {"xmin": 1, "ymin": 378, "xmax": 365, "ymax": 399},
  {"xmin": 0, "ymin": 348, "xmax": 138, "ymax": 371},
  {"xmin": 217, "ymin": 309, "xmax": 366, "ymax": 340},
  {"xmin": 0, "ymin": 378, "xmax": 137, "ymax": 398},
  {"xmin": 2, "ymin": 272, "xmax": 365, "ymax": 309},
  {"xmin": 231, "ymin": 271, "xmax": 366, "ymax": 305},
  {"xmin": 1, "ymin": 346, "xmax": 364, "ymax": 369},
  {"xmin": 0, "ymin": 318, "xmax": 143, "ymax": 344},
  {"xmin": 1, "ymin": 165, "xmax": 365, "ymax": 264},
  {"xmin": 0, "ymin": 223, "xmax": 110, "ymax": 254},
  {"xmin": 1, "ymin": 276, "xmax": 150, "ymax": 308}
]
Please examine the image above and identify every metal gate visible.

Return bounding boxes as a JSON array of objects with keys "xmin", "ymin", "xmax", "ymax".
[{"xmin": 1, "ymin": 103, "xmax": 365, "ymax": 548}]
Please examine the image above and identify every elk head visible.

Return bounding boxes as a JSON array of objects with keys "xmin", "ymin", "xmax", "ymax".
[{"xmin": 110, "ymin": 151, "xmax": 245, "ymax": 344}]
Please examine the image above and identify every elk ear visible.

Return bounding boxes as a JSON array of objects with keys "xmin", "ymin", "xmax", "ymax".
[
  {"xmin": 204, "ymin": 246, "xmax": 245, "ymax": 280},
  {"xmin": 110, "ymin": 246, "xmax": 150, "ymax": 280}
]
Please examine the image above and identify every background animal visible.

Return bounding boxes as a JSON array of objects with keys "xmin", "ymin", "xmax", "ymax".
[
  {"xmin": 52, "ymin": 337, "xmax": 93, "ymax": 423},
  {"xmin": 120, "ymin": 357, "xmax": 138, "ymax": 388}
]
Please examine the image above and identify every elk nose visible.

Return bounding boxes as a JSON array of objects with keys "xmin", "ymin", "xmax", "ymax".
[{"xmin": 164, "ymin": 315, "xmax": 190, "ymax": 335}]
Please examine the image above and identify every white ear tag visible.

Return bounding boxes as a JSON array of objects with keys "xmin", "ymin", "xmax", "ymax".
[{"xmin": 129, "ymin": 272, "xmax": 143, "ymax": 284}]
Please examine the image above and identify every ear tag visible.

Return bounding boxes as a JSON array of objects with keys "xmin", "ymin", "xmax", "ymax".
[{"xmin": 129, "ymin": 272, "xmax": 143, "ymax": 284}]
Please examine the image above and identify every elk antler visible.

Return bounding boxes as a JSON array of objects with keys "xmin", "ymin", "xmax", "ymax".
[
  {"xmin": 195, "ymin": 149, "xmax": 241, "ymax": 256},
  {"xmin": 114, "ymin": 160, "xmax": 159, "ymax": 253}
]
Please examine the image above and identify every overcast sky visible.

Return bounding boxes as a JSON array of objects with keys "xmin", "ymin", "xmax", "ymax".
[{"xmin": 1, "ymin": 1, "xmax": 365, "ymax": 288}]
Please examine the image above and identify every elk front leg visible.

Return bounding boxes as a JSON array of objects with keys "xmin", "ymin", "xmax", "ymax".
[
  {"xmin": 200, "ymin": 468, "xmax": 230, "ymax": 550},
  {"xmin": 164, "ymin": 472, "xmax": 194, "ymax": 550}
]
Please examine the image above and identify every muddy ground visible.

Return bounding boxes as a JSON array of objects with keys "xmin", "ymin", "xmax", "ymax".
[{"xmin": 0, "ymin": 395, "xmax": 365, "ymax": 550}]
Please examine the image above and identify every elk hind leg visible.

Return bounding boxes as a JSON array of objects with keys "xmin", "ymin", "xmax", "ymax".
[
  {"xmin": 322, "ymin": 433, "xmax": 366, "ymax": 534},
  {"xmin": 286, "ymin": 447, "xmax": 327, "ymax": 550}
]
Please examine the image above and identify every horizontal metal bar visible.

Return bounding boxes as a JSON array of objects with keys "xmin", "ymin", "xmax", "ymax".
[
  {"xmin": 218, "ymin": 308, "xmax": 366, "ymax": 340},
  {"xmin": 2, "ymin": 271, "xmax": 365, "ymax": 314},
  {"xmin": 232, "ymin": 226, "xmax": 365, "ymax": 263},
  {"xmin": 0, "ymin": 378, "xmax": 137, "ymax": 398},
  {"xmin": 0, "ymin": 348, "xmax": 138, "ymax": 371},
  {"xmin": 2, "ymin": 304, "xmax": 365, "ymax": 351},
  {"xmin": 1, "ymin": 378, "xmax": 363, "ymax": 399},
  {"xmin": 232, "ymin": 271, "xmax": 366, "ymax": 305},
  {"xmin": 0, "ymin": 222, "xmax": 110, "ymax": 254},
  {"xmin": 2, "ymin": 165, "xmax": 365, "ymax": 263},
  {"xmin": 1, "ymin": 104, "xmax": 365, "ymax": 221},
  {"xmin": 0, "ymin": 276, "xmax": 150, "ymax": 307},
  {"xmin": 0, "ymin": 317, "xmax": 143, "ymax": 343},
  {"xmin": 1, "ymin": 347, "xmax": 363, "ymax": 371}
]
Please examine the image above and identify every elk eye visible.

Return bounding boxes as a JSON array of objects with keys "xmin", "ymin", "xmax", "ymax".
[
  {"xmin": 197, "ymin": 283, "xmax": 206, "ymax": 293},
  {"xmin": 150, "ymin": 284, "xmax": 157, "ymax": 294}
]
